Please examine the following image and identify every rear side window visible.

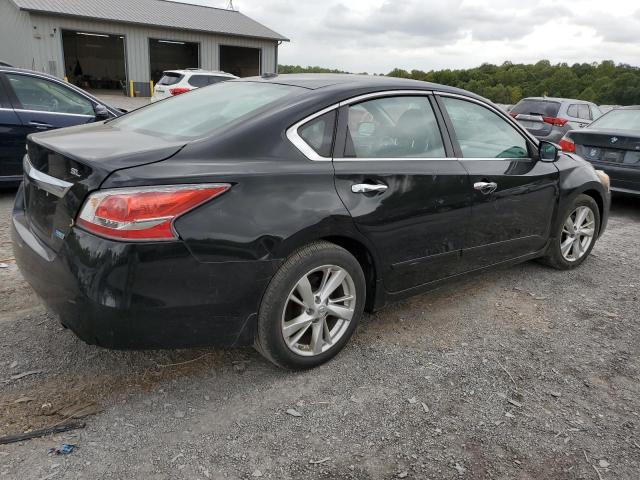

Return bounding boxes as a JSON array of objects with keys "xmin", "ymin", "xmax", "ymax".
[
  {"xmin": 187, "ymin": 75, "xmax": 210, "ymax": 88},
  {"xmin": 567, "ymin": 104, "xmax": 579, "ymax": 118},
  {"xmin": 298, "ymin": 111, "xmax": 336, "ymax": 158},
  {"xmin": 442, "ymin": 97, "xmax": 529, "ymax": 159},
  {"xmin": 158, "ymin": 73, "xmax": 183, "ymax": 86},
  {"xmin": 511, "ymin": 99, "xmax": 561, "ymax": 117},
  {"xmin": 344, "ymin": 96, "xmax": 445, "ymax": 158},
  {"xmin": 578, "ymin": 104, "xmax": 591, "ymax": 120}
]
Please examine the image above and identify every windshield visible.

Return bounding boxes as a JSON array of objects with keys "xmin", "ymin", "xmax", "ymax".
[
  {"xmin": 511, "ymin": 99, "xmax": 560, "ymax": 117},
  {"xmin": 111, "ymin": 81, "xmax": 304, "ymax": 140},
  {"xmin": 589, "ymin": 109, "xmax": 640, "ymax": 131}
]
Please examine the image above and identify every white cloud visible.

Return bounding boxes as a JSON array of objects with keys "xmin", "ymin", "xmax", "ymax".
[{"xmin": 175, "ymin": 0, "xmax": 640, "ymax": 73}]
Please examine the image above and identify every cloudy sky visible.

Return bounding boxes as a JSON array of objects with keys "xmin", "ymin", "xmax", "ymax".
[{"xmin": 176, "ymin": 0, "xmax": 640, "ymax": 73}]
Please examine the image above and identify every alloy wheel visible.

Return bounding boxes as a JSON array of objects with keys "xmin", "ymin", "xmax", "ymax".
[
  {"xmin": 560, "ymin": 205, "xmax": 596, "ymax": 262},
  {"xmin": 281, "ymin": 265, "xmax": 356, "ymax": 356}
]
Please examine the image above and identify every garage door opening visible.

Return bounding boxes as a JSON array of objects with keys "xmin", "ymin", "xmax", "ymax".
[
  {"xmin": 62, "ymin": 30, "xmax": 127, "ymax": 95},
  {"xmin": 149, "ymin": 39, "xmax": 199, "ymax": 84},
  {"xmin": 220, "ymin": 46, "xmax": 260, "ymax": 77}
]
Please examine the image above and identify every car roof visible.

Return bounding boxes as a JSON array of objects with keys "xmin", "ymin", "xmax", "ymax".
[
  {"xmin": 521, "ymin": 96, "xmax": 594, "ymax": 104},
  {"xmin": 164, "ymin": 69, "xmax": 237, "ymax": 77},
  {"xmin": 242, "ymin": 73, "xmax": 482, "ymax": 98}
]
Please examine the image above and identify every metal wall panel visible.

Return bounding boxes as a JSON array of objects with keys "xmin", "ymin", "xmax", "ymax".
[
  {"xmin": 0, "ymin": 1, "xmax": 35, "ymax": 69},
  {"xmin": 24, "ymin": 13, "xmax": 277, "ymax": 86}
]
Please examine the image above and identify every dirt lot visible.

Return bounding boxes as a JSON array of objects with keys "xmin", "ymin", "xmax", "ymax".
[{"xmin": 0, "ymin": 189, "xmax": 639, "ymax": 480}]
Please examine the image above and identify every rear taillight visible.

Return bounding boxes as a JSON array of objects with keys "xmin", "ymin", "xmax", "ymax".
[
  {"xmin": 558, "ymin": 136, "xmax": 576, "ymax": 153},
  {"xmin": 77, "ymin": 184, "xmax": 230, "ymax": 241},
  {"xmin": 169, "ymin": 87, "xmax": 191, "ymax": 96},
  {"xmin": 543, "ymin": 116, "xmax": 568, "ymax": 127},
  {"xmin": 509, "ymin": 112, "xmax": 517, "ymax": 118}
]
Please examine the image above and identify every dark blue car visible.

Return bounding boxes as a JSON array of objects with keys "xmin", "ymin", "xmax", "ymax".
[{"xmin": 0, "ymin": 67, "xmax": 122, "ymax": 185}]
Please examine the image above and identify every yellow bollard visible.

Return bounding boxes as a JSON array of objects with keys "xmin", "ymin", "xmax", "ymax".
[
  {"xmin": 129, "ymin": 80, "xmax": 134, "ymax": 98},
  {"xmin": 150, "ymin": 80, "xmax": 154, "ymax": 97},
  {"xmin": 63, "ymin": 76, "xmax": 68, "ymax": 82}
]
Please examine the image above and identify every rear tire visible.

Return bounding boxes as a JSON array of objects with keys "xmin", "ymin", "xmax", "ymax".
[
  {"xmin": 255, "ymin": 241, "xmax": 366, "ymax": 369},
  {"xmin": 539, "ymin": 194, "xmax": 600, "ymax": 270}
]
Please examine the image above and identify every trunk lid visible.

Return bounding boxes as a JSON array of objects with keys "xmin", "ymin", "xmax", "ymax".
[
  {"xmin": 569, "ymin": 128, "xmax": 640, "ymax": 166},
  {"xmin": 23, "ymin": 122, "xmax": 186, "ymax": 251}
]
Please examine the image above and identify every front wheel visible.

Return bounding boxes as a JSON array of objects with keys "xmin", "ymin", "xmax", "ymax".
[
  {"xmin": 540, "ymin": 194, "xmax": 600, "ymax": 270},
  {"xmin": 255, "ymin": 241, "xmax": 366, "ymax": 369}
]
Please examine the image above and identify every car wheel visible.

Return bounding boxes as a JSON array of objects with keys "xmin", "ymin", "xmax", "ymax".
[
  {"xmin": 255, "ymin": 241, "xmax": 366, "ymax": 369},
  {"xmin": 540, "ymin": 194, "xmax": 600, "ymax": 270}
]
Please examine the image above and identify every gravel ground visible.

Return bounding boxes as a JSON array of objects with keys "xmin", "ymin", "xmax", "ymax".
[{"xmin": 0, "ymin": 190, "xmax": 639, "ymax": 480}]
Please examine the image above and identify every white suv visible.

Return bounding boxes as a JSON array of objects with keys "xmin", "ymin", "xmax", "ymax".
[{"xmin": 151, "ymin": 69, "xmax": 237, "ymax": 102}]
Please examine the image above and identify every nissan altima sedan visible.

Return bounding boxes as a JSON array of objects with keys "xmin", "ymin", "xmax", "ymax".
[{"xmin": 12, "ymin": 74, "xmax": 611, "ymax": 369}]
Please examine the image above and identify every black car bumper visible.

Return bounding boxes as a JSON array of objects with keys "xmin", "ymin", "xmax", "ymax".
[{"xmin": 11, "ymin": 194, "xmax": 277, "ymax": 350}]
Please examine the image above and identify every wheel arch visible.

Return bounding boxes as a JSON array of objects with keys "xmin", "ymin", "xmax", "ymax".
[{"xmin": 320, "ymin": 235, "xmax": 379, "ymax": 312}]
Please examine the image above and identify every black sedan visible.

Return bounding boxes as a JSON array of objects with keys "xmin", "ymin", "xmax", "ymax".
[
  {"xmin": 12, "ymin": 74, "xmax": 611, "ymax": 369},
  {"xmin": 0, "ymin": 67, "xmax": 121, "ymax": 186},
  {"xmin": 559, "ymin": 106, "xmax": 640, "ymax": 196}
]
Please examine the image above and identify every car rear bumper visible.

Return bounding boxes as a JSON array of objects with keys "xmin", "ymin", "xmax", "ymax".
[{"xmin": 11, "ymin": 189, "xmax": 276, "ymax": 349}]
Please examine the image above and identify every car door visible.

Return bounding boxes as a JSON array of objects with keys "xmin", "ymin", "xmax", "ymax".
[
  {"xmin": 4, "ymin": 72, "xmax": 96, "ymax": 135},
  {"xmin": 0, "ymin": 73, "xmax": 25, "ymax": 179},
  {"xmin": 331, "ymin": 93, "xmax": 471, "ymax": 292},
  {"xmin": 436, "ymin": 94, "xmax": 559, "ymax": 271}
]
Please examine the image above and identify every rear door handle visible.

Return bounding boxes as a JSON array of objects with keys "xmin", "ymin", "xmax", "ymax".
[
  {"xmin": 29, "ymin": 121, "xmax": 54, "ymax": 130},
  {"xmin": 474, "ymin": 181, "xmax": 498, "ymax": 195},
  {"xmin": 351, "ymin": 183, "xmax": 388, "ymax": 194}
]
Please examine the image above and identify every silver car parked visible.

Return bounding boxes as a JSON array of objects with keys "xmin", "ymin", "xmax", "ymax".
[{"xmin": 510, "ymin": 97, "xmax": 602, "ymax": 143}]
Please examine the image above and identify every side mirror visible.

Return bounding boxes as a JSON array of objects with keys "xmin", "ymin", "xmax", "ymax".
[
  {"xmin": 94, "ymin": 104, "xmax": 110, "ymax": 120},
  {"xmin": 539, "ymin": 141, "xmax": 559, "ymax": 162}
]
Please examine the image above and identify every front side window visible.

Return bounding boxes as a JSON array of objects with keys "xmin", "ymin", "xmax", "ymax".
[
  {"xmin": 7, "ymin": 74, "xmax": 94, "ymax": 115},
  {"xmin": 345, "ymin": 96, "xmax": 445, "ymax": 158},
  {"xmin": 442, "ymin": 97, "xmax": 529, "ymax": 159},
  {"xmin": 298, "ymin": 110, "xmax": 336, "ymax": 157},
  {"xmin": 111, "ymin": 81, "xmax": 304, "ymax": 140}
]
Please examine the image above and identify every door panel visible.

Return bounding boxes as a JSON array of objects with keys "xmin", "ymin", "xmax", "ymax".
[
  {"xmin": 438, "ymin": 95, "xmax": 559, "ymax": 270},
  {"xmin": 331, "ymin": 94, "xmax": 471, "ymax": 292}
]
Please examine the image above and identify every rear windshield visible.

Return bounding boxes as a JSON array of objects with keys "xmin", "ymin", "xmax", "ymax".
[
  {"xmin": 511, "ymin": 99, "xmax": 560, "ymax": 117},
  {"xmin": 589, "ymin": 109, "xmax": 640, "ymax": 131},
  {"xmin": 158, "ymin": 73, "xmax": 183, "ymax": 86},
  {"xmin": 110, "ymin": 81, "xmax": 304, "ymax": 140}
]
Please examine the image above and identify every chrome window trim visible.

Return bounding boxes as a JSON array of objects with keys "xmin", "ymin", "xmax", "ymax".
[
  {"xmin": 23, "ymin": 155, "xmax": 73, "ymax": 198},
  {"xmin": 287, "ymin": 89, "xmax": 435, "ymax": 161},
  {"xmin": 15, "ymin": 108, "xmax": 94, "ymax": 118},
  {"xmin": 333, "ymin": 157, "xmax": 454, "ymax": 162}
]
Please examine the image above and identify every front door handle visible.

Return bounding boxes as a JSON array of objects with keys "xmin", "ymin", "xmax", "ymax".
[
  {"xmin": 351, "ymin": 183, "xmax": 388, "ymax": 194},
  {"xmin": 474, "ymin": 181, "xmax": 498, "ymax": 195},
  {"xmin": 29, "ymin": 121, "xmax": 54, "ymax": 130}
]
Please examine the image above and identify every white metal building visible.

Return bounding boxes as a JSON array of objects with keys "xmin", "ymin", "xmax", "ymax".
[{"xmin": 0, "ymin": 0, "xmax": 288, "ymax": 96}]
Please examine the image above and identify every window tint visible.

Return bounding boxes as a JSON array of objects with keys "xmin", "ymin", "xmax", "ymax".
[
  {"xmin": 158, "ymin": 73, "xmax": 183, "ymax": 86},
  {"xmin": 111, "ymin": 81, "xmax": 304, "ymax": 140},
  {"xmin": 0, "ymin": 77, "xmax": 9, "ymax": 107},
  {"xmin": 442, "ymin": 97, "xmax": 529, "ymax": 159},
  {"xmin": 567, "ymin": 104, "xmax": 579, "ymax": 118},
  {"xmin": 7, "ymin": 74, "xmax": 94, "ymax": 115},
  {"xmin": 578, "ymin": 104, "xmax": 591, "ymax": 120},
  {"xmin": 298, "ymin": 110, "xmax": 336, "ymax": 157},
  {"xmin": 188, "ymin": 75, "xmax": 210, "ymax": 88},
  {"xmin": 511, "ymin": 99, "xmax": 560, "ymax": 117},
  {"xmin": 344, "ymin": 96, "xmax": 445, "ymax": 158},
  {"xmin": 207, "ymin": 76, "xmax": 230, "ymax": 85}
]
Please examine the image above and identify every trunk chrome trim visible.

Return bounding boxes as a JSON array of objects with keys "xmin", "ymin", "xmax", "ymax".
[{"xmin": 23, "ymin": 155, "xmax": 73, "ymax": 198}]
